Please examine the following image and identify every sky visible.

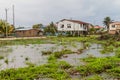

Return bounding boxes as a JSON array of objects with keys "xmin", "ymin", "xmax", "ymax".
[{"xmin": 0, "ymin": 0, "xmax": 120, "ymax": 27}]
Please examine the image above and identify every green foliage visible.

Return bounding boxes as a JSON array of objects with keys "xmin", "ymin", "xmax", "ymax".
[
  {"xmin": 0, "ymin": 61, "xmax": 70, "ymax": 80},
  {"xmin": 42, "ymin": 50, "xmax": 52, "ymax": 55},
  {"xmin": 115, "ymin": 47, "xmax": 120, "ymax": 58},
  {"xmin": 0, "ymin": 56, "xmax": 4, "ymax": 60},
  {"xmin": 32, "ymin": 24, "xmax": 43, "ymax": 29},
  {"xmin": 53, "ymin": 49, "xmax": 72, "ymax": 58},
  {"xmin": 77, "ymin": 48, "xmax": 84, "ymax": 53},
  {"xmin": 0, "ymin": 36, "xmax": 120, "ymax": 79},
  {"xmin": 100, "ymin": 45, "xmax": 115, "ymax": 54},
  {"xmin": 107, "ymin": 67, "xmax": 120, "ymax": 78},
  {"xmin": 25, "ymin": 62, "xmax": 35, "ymax": 67},
  {"xmin": 44, "ymin": 22, "xmax": 57, "ymax": 36},
  {"xmin": 103, "ymin": 16, "xmax": 113, "ymax": 31},
  {"xmin": 85, "ymin": 74, "xmax": 103, "ymax": 80},
  {"xmin": 0, "ymin": 20, "xmax": 14, "ymax": 37},
  {"xmin": 77, "ymin": 57, "xmax": 120, "ymax": 76},
  {"xmin": 58, "ymin": 61, "xmax": 72, "ymax": 69},
  {"xmin": 4, "ymin": 59, "xmax": 9, "ymax": 65},
  {"xmin": 84, "ymin": 42, "xmax": 91, "ymax": 49},
  {"xmin": 25, "ymin": 57, "xmax": 29, "ymax": 61}
]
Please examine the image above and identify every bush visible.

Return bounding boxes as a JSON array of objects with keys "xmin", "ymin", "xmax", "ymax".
[
  {"xmin": 85, "ymin": 74, "xmax": 103, "ymax": 80},
  {"xmin": 58, "ymin": 61, "xmax": 72, "ymax": 69},
  {"xmin": 42, "ymin": 51, "xmax": 52, "ymax": 55},
  {"xmin": 53, "ymin": 49, "xmax": 72, "ymax": 58},
  {"xmin": 0, "ymin": 56, "xmax": 4, "ymax": 60},
  {"xmin": 107, "ymin": 67, "xmax": 120, "ymax": 78},
  {"xmin": 115, "ymin": 47, "xmax": 120, "ymax": 58},
  {"xmin": 77, "ymin": 57, "xmax": 120, "ymax": 76}
]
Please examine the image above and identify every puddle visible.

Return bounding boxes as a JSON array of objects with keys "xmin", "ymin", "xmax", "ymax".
[
  {"xmin": 0, "ymin": 44, "xmax": 56, "ymax": 70},
  {"xmin": 59, "ymin": 43, "xmax": 115, "ymax": 66},
  {"xmin": 0, "ymin": 43, "xmax": 115, "ymax": 70}
]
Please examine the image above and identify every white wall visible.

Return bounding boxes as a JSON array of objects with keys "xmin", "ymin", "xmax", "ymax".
[
  {"xmin": 109, "ymin": 24, "xmax": 116, "ymax": 31},
  {"xmin": 57, "ymin": 20, "xmax": 87, "ymax": 31}
]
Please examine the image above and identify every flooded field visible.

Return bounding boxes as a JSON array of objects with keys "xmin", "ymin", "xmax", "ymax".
[
  {"xmin": 0, "ymin": 42, "xmax": 115, "ymax": 69},
  {"xmin": 0, "ymin": 37, "xmax": 119, "ymax": 80}
]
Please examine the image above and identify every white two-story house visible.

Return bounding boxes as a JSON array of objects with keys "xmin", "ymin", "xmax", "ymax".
[
  {"xmin": 57, "ymin": 19, "xmax": 90, "ymax": 35},
  {"xmin": 109, "ymin": 22, "xmax": 120, "ymax": 34}
]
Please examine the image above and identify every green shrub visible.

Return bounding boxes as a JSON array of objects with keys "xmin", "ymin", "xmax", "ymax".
[
  {"xmin": 77, "ymin": 57, "xmax": 120, "ymax": 76},
  {"xmin": 25, "ymin": 57, "xmax": 29, "ymax": 61},
  {"xmin": 0, "ymin": 56, "xmax": 4, "ymax": 60},
  {"xmin": 25, "ymin": 62, "xmax": 35, "ymax": 67},
  {"xmin": 53, "ymin": 49, "xmax": 72, "ymax": 58},
  {"xmin": 42, "ymin": 51, "xmax": 52, "ymax": 55},
  {"xmin": 58, "ymin": 61, "xmax": 72, "ymax": 69},
  {"xmin": 115, "ymin": 47, "xmax": 120, "ymax": 58},
  {"xmin": 85, "ymin": 74, "xmax": 103, "ymax": 80},
  {"xmin": 4, "ymin": 59, "xmax": 9, "ymax": 64},
  {"xmin": 100, "ymin": 45, "xmax": 115, "ymax": 54},
  {"xmin": 107, "ymin": 67, "xmax": 120, "ymax": 78}
]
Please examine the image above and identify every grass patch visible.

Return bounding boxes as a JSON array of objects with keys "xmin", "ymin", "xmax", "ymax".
[
  {"xmin": 0, "ymin": 56, "xmax": 4, "ymax": 60},
  {"xmin": 0, "ymin": 61, "xmax": 71, "ymax": 80},
  {"xmin": 77, "ymin": 57, "xmax": 120, "ymax": 76}
]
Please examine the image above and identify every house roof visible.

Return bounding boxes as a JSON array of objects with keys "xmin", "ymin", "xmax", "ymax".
[
  {"xmin": 60, "ymin": 19, "xmax": 89, "ymax": 24},
  {"xmin": 94, "ymin": 25, "xmax": 103, "ymax": 29},
  {"xmin": 15, "ymin": 27, "xmax": 32, "ymax": 31},
  {"xmin": 15, "ymin": 27, "xmax": 42, "ymax": 32},
  {"xmin": 110, "ymin": 22, "xmax": 120, "ymax": 25}
]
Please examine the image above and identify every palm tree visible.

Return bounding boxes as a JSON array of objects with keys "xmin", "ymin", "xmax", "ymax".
[
  {"xmin": 103, "ymin": 17, "xmax": 113, "ymax": 31},
  {"xmin": 44, "ymin": 22, "xmax": 57, "ymax": 36},
  {"xmin": 0, "ymin": 20, "xmax": 14, "ymax": 37}
]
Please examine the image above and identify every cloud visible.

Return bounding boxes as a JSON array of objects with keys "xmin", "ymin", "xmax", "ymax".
[{"xmin": 0, "ymin": 0, "xmax": 120, "ymax": 27}]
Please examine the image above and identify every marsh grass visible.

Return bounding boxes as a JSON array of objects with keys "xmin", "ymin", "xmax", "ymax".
[
  {"xmin": 53, "ymin": 49, "xmax": 73, "ymax": 58},
  {"xmin": 0, "ymin": 55, "xmax": 71, "ymax": 80},
  {"xmin": 4, "ymin": 59, "xmax": 8, "ymax": 64},
  {"xmin": 77, "ymin": 57, "xmax": 120, "ymax": 76},
  {"xmin": 0, "ymin": 56, "xmax": 4, "ymax": 60},
  {"xmin": 0, "ymin": 36, "xmax": 120, "ymax": 79},
  {"xmin": 0, "ymin": 48, "xmax": 13, "ymax": 53},
  {"xmin": 25, "ymin": 62, "xmax": 35, "ymax": 67},
  {"xmin": 42, "ymin": 50, "xmax": 52, "ymax": 55},
  {"xmin": 100, "ymin": 45, "xmax": 115, "ymax": 54},
  {"xmin": 77, "ymin": 48, "xmax": 84, "ymax": 54},
  {"xmin": 25, "ymin": 57, "xmax": 29, "ymax": 61},
  {"xmin": 107, "ymin": 66, "xmax": 120, "ymax": 78},
  {"xmin": 83, "ymin": 74, "xmax": 104, "ymax": 80}
]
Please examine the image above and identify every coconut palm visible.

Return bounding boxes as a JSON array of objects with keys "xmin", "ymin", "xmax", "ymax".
[
  {"xmin": 0, "ymin": 20, "xmax": 14, "ymax": 37},
  {"xmin": 103, "ymin": 17, "xmax": 113, "ymax": 31}
]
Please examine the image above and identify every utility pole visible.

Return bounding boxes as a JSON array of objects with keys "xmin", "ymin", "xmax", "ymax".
[
  {"xmin": 12, "ymin": 5, "xmax": 15, "ymax": 27},
  {"xmin": 5, "ymin": 9, "xmax": 8, "ymax": 22},
  {"xmin": 5, "ymin": 8, "xmax": 8, "ymax": 37}
]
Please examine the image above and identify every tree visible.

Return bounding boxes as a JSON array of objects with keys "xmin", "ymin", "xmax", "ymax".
[
  {"xmin": 32, "ymin": 24, "xmax": 43, "ymax": 29},
  {"xmin": 0, "ymin": 20, "xmax": 14, "ymax": 37},
  {"xmin": 44, "ymin": 22, "xmax": 57, "ymax": 35},
  {"xmin": 103, "ymin": 17, "xmax": 113, "ymax": 31}
]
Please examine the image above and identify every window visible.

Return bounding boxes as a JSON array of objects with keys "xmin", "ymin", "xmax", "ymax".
[
  {"xmin": 83, "ymin": 24, "xmax": 87, "ymax": 29},
  {"xmin": 61, "ymin": 24, "xmax": 64, "ymax": 28},
  {"xmin": 84, "ymin": 26, "xmax": 87, "ymax": 29},
  {"xmin": 67, "ymin": 24, "xmax": 71, "ymax": 28},
  {"xmin": 112, "ymin": 25, "xmax": 115, "ymax": 28}
]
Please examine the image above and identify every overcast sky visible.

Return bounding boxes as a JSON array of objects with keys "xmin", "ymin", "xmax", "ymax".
[{"xmin": 0, "ymin": 0, "xmax": 120, "ymax": 27}]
